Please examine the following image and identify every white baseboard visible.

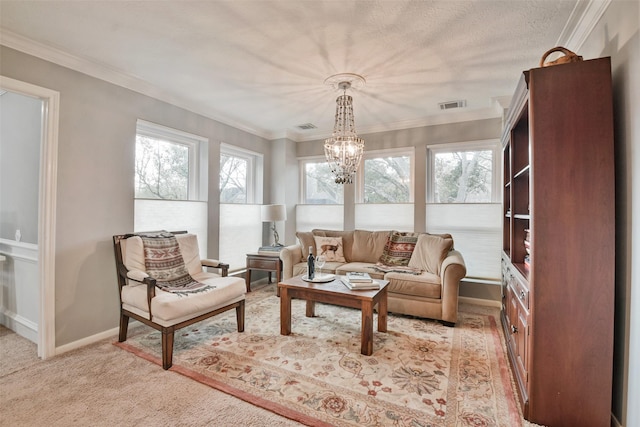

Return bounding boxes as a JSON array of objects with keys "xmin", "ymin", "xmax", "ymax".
[
  {"xmin": 459, "ymin": 296, "xmax": 501, "ymax": 308},
  {"xmin": 0, "ymin": 308, "xmax": 38, "ymax": 343},
  {"xmin": 54, "ymin": 319, "xmax": 144, "ymax": 355}
]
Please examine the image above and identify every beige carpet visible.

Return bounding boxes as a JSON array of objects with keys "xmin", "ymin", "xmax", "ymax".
[{"xmin": 1, "ymin": 283, "xmax": 544, "ymax": 426}]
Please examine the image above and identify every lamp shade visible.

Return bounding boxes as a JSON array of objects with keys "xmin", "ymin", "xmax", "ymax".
[{"xmin": 261, "ymin": 204, "xmax": 286, "ymax": 222}]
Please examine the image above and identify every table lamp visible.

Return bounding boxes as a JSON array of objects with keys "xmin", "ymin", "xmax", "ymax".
[{"xmin": 261, "ymin": 204, "xmax": 286, "ymax": 247}]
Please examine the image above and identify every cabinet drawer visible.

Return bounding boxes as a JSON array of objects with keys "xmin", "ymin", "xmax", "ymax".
[
  {"xmin": 247, "ymin": 258, "xmax": 279, "ymax": 270},
  {"xmin": 513, "ymin": 278, "xmax": 529, "ymax": 309}
]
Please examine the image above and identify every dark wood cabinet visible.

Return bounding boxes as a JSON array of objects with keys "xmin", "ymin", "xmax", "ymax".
[{"xmin": 501, "ymin": 57, "xmax": 615, "ymax": 427}]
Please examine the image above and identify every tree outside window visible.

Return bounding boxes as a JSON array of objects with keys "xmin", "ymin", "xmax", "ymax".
[
  {"xmin": 135, "ymin": 135, "xmax": 190, "ymax": 200},
  {"xmin": 433, "ymin": 150, "xmax": 492, "ymax": 203},
  {"xmin": 219, "ymin": 153, "xmax": 248, "ymax": 203},
  {"xmin": 363, "ymin": 156, "xmax": 411, "ymax": 203},
  {"xmin": 303, "ymin": 161, "xmax": 343, "ymax": 204}
]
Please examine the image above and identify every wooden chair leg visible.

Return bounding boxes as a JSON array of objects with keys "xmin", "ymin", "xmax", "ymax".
[
  {"xmin": 236, "ymin": 300, "xmax": 245, "ymax": 332},
  {"xmin": 161, "ymin": 328, "xmax": 175, "ymax": 370},
  {"xmin": 118, "ymin": 312, "xmax": 130, "ymax": 342}
]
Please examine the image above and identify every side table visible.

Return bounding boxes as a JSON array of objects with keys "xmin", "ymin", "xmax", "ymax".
[{"xmin": 245, "ymin": 253, "xmax": 282, "ymax": 294}]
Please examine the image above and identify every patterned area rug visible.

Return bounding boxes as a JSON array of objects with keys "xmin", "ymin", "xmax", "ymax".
[{"xmin": 116, "ymin": 285, "xmax": 522, "ymax": 427}]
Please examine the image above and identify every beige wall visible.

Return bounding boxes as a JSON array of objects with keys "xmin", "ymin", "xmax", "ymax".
[
  {"xmin": 579, "ymin": 1, "xmax": 639, "ymax": 425},
  {"xmin": 0, "ymin": 46, "xmax": 271, "ymax": 347}
]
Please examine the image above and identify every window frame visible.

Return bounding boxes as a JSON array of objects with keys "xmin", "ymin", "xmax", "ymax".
[
  {"xmin": 355, "ymin": 147, "xmax": 415, "ymax": 204},
  {"xmin": 220, "ymin": 143, "xmax": 262, "ymax": 204},
  {"xmin": 135, "ymin": 119, "xmax": 207, "ymax": 201},
  {"xmin": 427, "ymin": 139, "xmax": 500, "ymax": 204}
]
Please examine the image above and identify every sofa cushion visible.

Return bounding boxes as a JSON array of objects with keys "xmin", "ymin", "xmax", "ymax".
[
  {"xmin": 352, "ymin": 230, "xmax": 390, "ymax": 263},
  {"xmin": 312, "ymin": 229, "xmax": 355, "ymax": 262},
  {"xmin": 335, "ymin": 262, "xmax": 385, "ymax": 280},
  {"xmin": 378, "ymin": 231, "xmax": 419, "ymax": 266},
  {"xmin": 313, "ymin": 236, "xmax": 346, "ymax": 262},
  {"xmin": 408, "ymin": 233, "xmax": 454, "ymax": 275},
  {"xmin": 385, "ymin": 271, "xmax": 442, "ymax": 299},
  {"xmin": 296, "ymin": 231, "xmax": 316, "ymax": 260}
]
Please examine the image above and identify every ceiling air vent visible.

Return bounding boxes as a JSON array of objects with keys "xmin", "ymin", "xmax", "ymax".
[
  {"xmin": 439, "ymin": 100, "xmax": 467, "ymax": 110},
  {"xmin": 296, "ymin": 123, "xmax": 317, "ymax": 130}
]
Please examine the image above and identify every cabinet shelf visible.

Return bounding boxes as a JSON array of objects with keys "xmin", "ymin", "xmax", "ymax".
[{"xmin": 514, "ymin": 165, "xmax": 530, "ymax": 179}]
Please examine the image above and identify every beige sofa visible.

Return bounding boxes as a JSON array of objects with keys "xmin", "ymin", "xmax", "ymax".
[{"xmin": 280, "ymin": 229, "xmax": 466, "ymax": 325}]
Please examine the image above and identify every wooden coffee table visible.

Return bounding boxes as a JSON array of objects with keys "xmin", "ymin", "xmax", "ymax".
[{"xmin": 278, "ymin": 275, "xmax": 389, "ymax": 356}]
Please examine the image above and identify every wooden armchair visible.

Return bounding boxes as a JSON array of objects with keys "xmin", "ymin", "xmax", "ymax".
[{"xmin": 113, "ymin": 231, "xmax": 246, "ymax": 369}]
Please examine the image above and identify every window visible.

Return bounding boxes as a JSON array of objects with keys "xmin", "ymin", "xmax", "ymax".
[
  {"xmin": 219, "ymin": 144, "xmax": 263, "ymax": 271},
  {"xmin": 135, "ymin": 121, "xmax": 200, "ymax": 201},
  {"xmin": 428, "ymin": 141, "xmax": 499, "ymax": 203},
  {"xmin": 300, "ymin": 158, "xmax": 344, "ymax": 204},
  {"xmin": 220, "ymin": 145, "xmax": 258, "ymax": 204},
  {"xmin": 426, "ymin": 140, "xmax": 502, "ymax": 281},
  {"xmin": 360, "ymin": 151, "xmax": 413, "ymax": 203},
  {"xmin": 134, "ymin": 120, "xmax": 208, "ymax": 254}
]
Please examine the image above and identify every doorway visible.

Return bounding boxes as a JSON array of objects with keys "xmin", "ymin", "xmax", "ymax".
[{"xmin": 0, "ymin": 76, "xmax": 59, "ymax": 359}]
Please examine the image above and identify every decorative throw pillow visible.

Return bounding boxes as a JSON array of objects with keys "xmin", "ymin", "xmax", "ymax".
[
  {"xmin": 378, "ymin": 231, "xmax": 419, "ymax": 266},
  {"xmin": 313, "ymin": 236, "xmax": 346, "ymax": 262},
  {"xmin": 408, "ymin": 233, "xmax": 454, "ymax": 275}
]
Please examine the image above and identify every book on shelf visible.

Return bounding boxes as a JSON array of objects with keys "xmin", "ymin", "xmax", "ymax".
[
  {"xmin": 345, "ymin": 271, "xmax": 373, "ymax": 283},
  {"xmin": 340, "ymin": 276, "xmax": 380, "ymax": 290}
]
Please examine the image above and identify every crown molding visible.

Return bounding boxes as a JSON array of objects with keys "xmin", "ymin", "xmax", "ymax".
[
  {"xmin": 0, "ymin": 29, "xmax": 273, "ymax": 140},
  {"xmin": 556, "ymin": 0, "xmax": 612, "ymax": 51}
]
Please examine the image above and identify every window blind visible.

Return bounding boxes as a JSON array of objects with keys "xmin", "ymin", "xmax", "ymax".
[
  {"xmin": 426, "ymin": 203, "xmax": 501, "ymax": 281},
  {"xmin": 296, "ymin": 205, "xmax": 344, "ymax": 232},
  {"xmin": 134, "ymin": 199, "xmax": 208, "ymax": 257},
  {"xmin": 219, "ymin": 204, "xmax": 262, "ymax": 271},
  {"xmin": 355, "ymin": 203, "xmax": 414, "ymax": 231}
]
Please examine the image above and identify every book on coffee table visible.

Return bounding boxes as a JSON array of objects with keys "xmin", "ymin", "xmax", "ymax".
[
  {"xmin": 345, "ymin": 272, "xmax": 373, "ymax": 283},
  {"xmin": 340, "ymin": 276, "xmax": 380, "ymax": 290}
]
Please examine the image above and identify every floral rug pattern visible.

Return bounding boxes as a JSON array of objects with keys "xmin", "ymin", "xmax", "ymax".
[{"xmin": 120, "ymin": 285, "xmax": 521, "ymax": 426}]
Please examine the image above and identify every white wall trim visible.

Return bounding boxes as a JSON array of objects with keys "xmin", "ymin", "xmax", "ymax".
[
  {"xmin": 556, "ymin": 0, "xmax": 613, "ymax": 51},
  {"xmin": 459, "ymin": 296, "xmax": 502, "ymax": 309},
  {"xmin": 0, "ymin": 308, "xmax": 38, "ymax": 343},
  {"xmin": 0, "ymin": 76, "xmax": 59, "ymax": 360},
  {"xmin": 54, "ymin": 319, "xmax": 143, "ymax": 355}
]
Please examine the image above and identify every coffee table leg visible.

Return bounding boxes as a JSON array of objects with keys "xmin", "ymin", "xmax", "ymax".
[
  {"xmin": 378, "ymin": 291, "xmax": 388, "ymax": 333},
  {"xmin": 280, "ymin": 287, "xmax": 291, "ymax": 335},
  {"xmin": 361, "ymin": 302, "xmax": 374, "ymax": 356},
  {"xmin": 306, "ymin": 300, "xmax": 315, "ymax": 317}
]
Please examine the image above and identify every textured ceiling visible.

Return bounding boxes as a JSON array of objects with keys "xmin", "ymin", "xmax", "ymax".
[{"xmin": 0, "ymin": 0, "xmax": 580, "ymax": 140}]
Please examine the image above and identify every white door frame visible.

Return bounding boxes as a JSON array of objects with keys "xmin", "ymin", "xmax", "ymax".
[{"xmin": 0, "ymin": 76, "xmax": 58, "ymax": 359}]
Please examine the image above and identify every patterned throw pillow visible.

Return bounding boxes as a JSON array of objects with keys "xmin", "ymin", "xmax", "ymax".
[
  {"xmin": 378, "ymin": 231, "xmax": 419, "ymax": 266},
  {"xmin": 313, "ymin": 236, "xmax": 346, "ymax": 262}
]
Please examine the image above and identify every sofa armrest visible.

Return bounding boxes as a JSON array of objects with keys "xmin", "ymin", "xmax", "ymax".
[
  {"xmin": 280, "ymin": 244, "xmax": 303, "ymax": 279},
  {"xmin": 440, "ymin": 250, "xmax": 467, "ymax": 324}
]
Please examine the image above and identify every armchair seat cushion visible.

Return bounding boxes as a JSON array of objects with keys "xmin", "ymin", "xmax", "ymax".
[{"xmin": 122, "ymin": 274, "xmax": 245, "ymax": 326}]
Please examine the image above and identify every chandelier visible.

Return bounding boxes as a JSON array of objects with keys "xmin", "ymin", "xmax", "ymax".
[{"xmin": 324, "ymin": 73, "xmax": 366, "ymax": 184}]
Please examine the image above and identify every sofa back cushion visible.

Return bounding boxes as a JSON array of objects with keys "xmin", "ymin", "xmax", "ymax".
[
  {"xmin": 296, "ymin": 231, "xmax": 316, "ymax": 260},
  {"xmin": 408, "ymin": 233, "xmax": 454, "ymax": 275},
  {"xmin": 352, "ymin": 230, "xmax": 391, "ymax": 263}
]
